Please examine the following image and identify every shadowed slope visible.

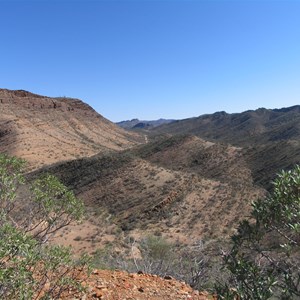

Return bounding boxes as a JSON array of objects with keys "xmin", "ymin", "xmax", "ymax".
[{"xmin": 30, "ymin": 136, "xmax": 263, "ymax": 254}]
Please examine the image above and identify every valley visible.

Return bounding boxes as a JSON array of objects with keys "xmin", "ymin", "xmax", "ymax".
[{"xmin": 1, "ymin": 88, "xmax": 300, "ymax": 296}]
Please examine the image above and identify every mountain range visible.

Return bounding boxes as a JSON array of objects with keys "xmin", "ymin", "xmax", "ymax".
[
  {"xmin": 147, "ymin": 106, "xmax": 300, "ymax": 189},
  {"xmin": 116, "ymin": 118, "xmax": 175, "ymax": 130},
  {"xmin": 149, "ymin": 106, "xmax": 300, "ymax": 146},
  {"xmin": 1, "ymin": 88, "xmax": 300, "ymax": 259}
]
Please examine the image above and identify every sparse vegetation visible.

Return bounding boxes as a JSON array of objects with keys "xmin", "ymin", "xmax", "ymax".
[
  {"xmin": 0, "ymin": 154, "xmax": 90, "ymax": 299},
  {"xmin": 91, "ymin": 234, "xmax": 217, "ymax": 291},
  {"xmin": 3, "ymin": 88, "xmax": 300, "ymax": 298}
]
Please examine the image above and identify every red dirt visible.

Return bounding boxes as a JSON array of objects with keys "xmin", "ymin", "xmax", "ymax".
[{"xmin": 68, "ymin": 269, "xmax": 215, "ymax": 300}]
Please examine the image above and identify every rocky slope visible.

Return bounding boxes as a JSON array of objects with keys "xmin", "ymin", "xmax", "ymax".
[
  {"xmin": 41, "ymin": 269, "xmax": 214, "ymax": 299},
  {"xmin": 85, "ymin": 270, "xmax": 213, "ymax": 299},
  {"xmin": 0, "ymin": 89, "xmax": 142, "ymax": 171},
  {"xmin": 29, "ymin": 135, "xmax": 264, "ymax": 256}
]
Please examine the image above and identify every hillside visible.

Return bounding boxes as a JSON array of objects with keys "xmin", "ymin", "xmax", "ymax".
[
  {"xmin": 151, "ymin": 106, "xmax": 300, "ymax": 146},
  {"xmin": 150, "ymin": 106, "xmax": 300, "ymax": 189},
  {"xmin": 242, "ymin": 139, "xmax": 300, "ymax": 189},
  {"xmin": 0, "ymin": 89, "xmax": 142, "ymax": 171},
  {"xmin": 29, "ymin": 135, "xmax": 264, "ymax": 256}
]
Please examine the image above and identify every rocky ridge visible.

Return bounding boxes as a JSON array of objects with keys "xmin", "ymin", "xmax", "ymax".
[{"xmin": 0, "ymin": 89, "xmax": 142, "ymax": 171}]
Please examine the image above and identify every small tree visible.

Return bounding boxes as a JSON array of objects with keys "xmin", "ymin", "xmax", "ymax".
[
  {"xmin": 139, "ymin": 235, "xmax": 173, "ymax": 275},
  {"xmin": 217, "ymin": 166, "xmax": 300, "ymax": 299},
  {"xmin": 129, "ymin": 235, "xmax": 208, "ymax": 289},
  {"xmin": 0, "ymin": 154, "xmax": 89, "ymax": 299},
  {"xmin": 28, "ymin": 173, "xmax": 84, "ymax": 242}
]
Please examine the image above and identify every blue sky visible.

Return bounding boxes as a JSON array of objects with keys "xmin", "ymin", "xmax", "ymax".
[{"xmin": 1, "ymin": 0, "xmax": 300, "ymax": 122}]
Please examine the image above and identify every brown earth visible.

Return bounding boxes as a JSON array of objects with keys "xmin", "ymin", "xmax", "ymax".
[
  {"xmin": 31, "ymin": 135, "xmax": 264, "ymax": 256},
  {"xmin": 0, "ymin": 89, "xmax": 142, "ymax": 171},
  {"xmin": 84, "ymin": 269, "xmax": 214, "ymax": 300},
  {"xmin": 51, "ymin": 269, "xmax": 215, "ymax": 300}
]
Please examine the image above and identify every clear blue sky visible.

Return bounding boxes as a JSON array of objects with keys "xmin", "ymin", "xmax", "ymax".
[{"xmin": 1, "ymin": 0, "xmax": 300, "ymax": 122}]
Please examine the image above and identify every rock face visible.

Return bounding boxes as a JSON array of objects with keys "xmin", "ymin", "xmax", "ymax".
[{"xmin": 0, "ymin": 89, "xmax": 142, "ymax": 171}]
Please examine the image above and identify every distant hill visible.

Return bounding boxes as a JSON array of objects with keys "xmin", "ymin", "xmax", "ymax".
[
  {"xmin": 0, "ymin": 88, "xmax": 142, "ymax": 171},
  {"xmin": 150, "ymin": 106, "xmax": 300, "ymax": 189},
  {"xmin": 116, "ymin": 118, "xmax": 175, "ymax": 130},
  {"xmin": 150, "ymin": 106, "xmax": 300, "ymax": 146}
]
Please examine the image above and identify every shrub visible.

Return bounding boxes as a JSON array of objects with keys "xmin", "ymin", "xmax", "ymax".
[
  {"xmin": 92, "ymin": 235, "xmax": 210, "ymax": 290},
  {"xmin": 0, "ymin": 153, "xmax": 89, "ymax": 299},
  {"xmin": 217, "ymin": 166, "xmax": 300, "ymax": 299}
]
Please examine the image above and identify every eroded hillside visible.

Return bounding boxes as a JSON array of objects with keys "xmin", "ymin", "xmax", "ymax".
[{"xmin": 0, "ymin": 89, "xmax": 142, "ymax": 171}]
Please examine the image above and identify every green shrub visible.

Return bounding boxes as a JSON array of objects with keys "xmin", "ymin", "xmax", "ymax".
[
  {"xmin": 0, "ymin": 153, "xmax": 89, "ymax": 299},
  {"xmin": 217, "ymin": 166, "xmax": 300, "ymax": 299}
]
